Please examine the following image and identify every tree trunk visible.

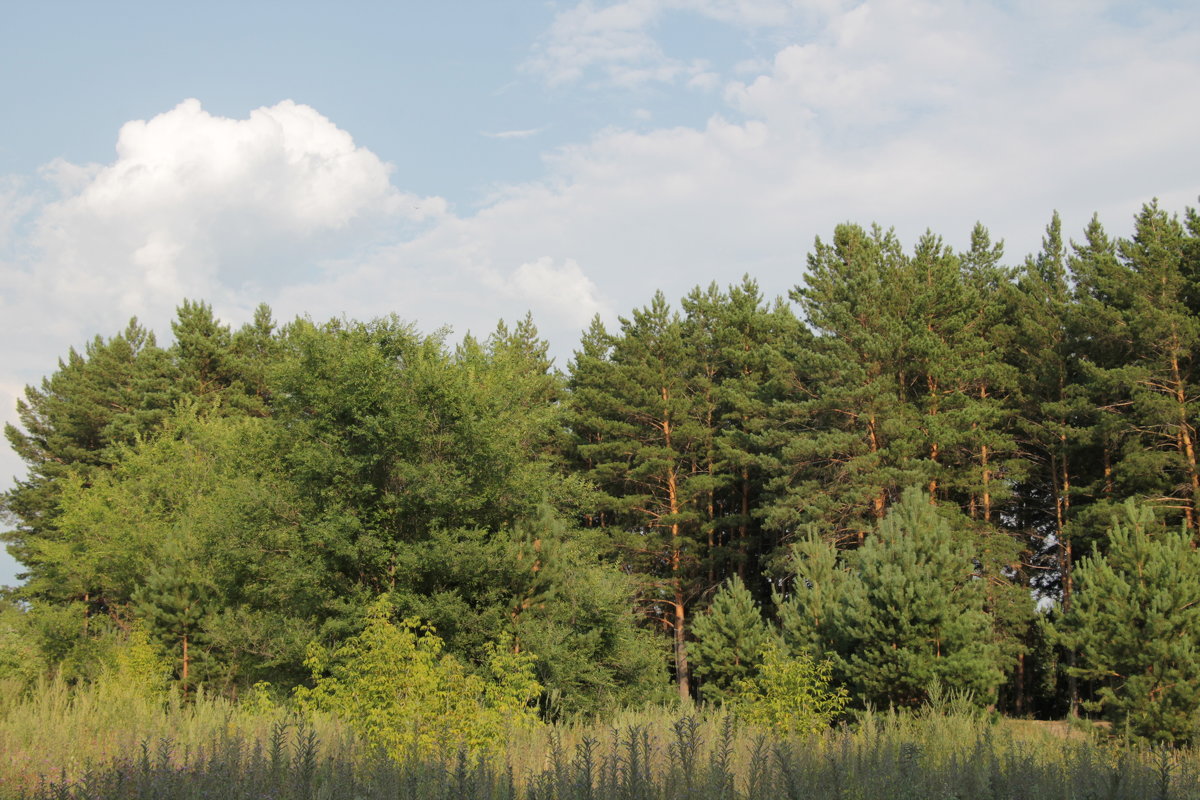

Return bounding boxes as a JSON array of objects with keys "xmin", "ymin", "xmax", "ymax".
[
  {"xmin": 867, "ymin": 415, "xmax": 886, "ymax": 520},
  {"xmin": 1016, "ymin": 652, "xmax": 1026, "ymax": 716},
  {"xmin": 928, "ymin": 438, "xmax": 939, "ymax": 499},
  {"xmin": 182, "ymin": 633, "xmax": 190, "ymax": 691},
  {"xmin": 738, "ymin": 469, "xmax": 750, "ymax": 580},
  {"xmin": 981, "ymin": 445, "xmax": 992, "ymax": 522},
  {"xmin": 663, "ymin": 393, "xmax": 690, "ymax": 699},
  {"xmin": 1170, "ymin": 353, "xmax": 1200, "ymax": 534},
  {"xmin": 928, "ymin": 375, "xmax": 939, "ymax": 498},
  {"xmin": 1062, "ymin": 534, "xmax": 1078, "ymax": 716},
  {"xmin": 980, "ymin": 385, "xmax": 992, "ymax": 522},
  {"xmin": 672, "ymin": 588, "xmax": 690, "ymax": 700}
]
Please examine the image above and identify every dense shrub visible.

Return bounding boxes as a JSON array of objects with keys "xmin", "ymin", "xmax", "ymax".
[{"xmin": 293, "ymin": 598, "xmax": 542, "ymax": 758}]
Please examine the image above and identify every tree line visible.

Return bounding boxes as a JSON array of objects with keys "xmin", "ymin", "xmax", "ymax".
[{"xmin": 3, "ymin": 199, "xmax": 1199, "ymax": 740}]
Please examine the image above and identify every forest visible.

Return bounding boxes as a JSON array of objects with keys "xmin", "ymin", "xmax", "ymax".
[{"xmin": 3, "ymin": 199, "xmax": 1200, "ymax": 780}]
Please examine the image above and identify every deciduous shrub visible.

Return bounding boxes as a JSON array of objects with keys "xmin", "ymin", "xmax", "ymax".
[
  {"xmin": 729, "ymin": 645, "xmax": 848, "ymax": 735},
  {"xmin": 294, "ymin": 599, "xmax": 541, "ymax": 757}
]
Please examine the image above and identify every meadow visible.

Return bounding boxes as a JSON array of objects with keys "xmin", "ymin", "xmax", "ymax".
[{"xmin": 2, "ymin": 676, "xmax": 1196, "ymax": 800}]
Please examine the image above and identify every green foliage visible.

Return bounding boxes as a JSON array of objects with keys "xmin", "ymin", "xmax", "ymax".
[
  {"xmin": 294, "ymin": 599, "xmax": 541, "ymax": 757},
  {"xmin": 11, "ymin": 692, "xmax": 1195, "ymax": 800},
  {"xmin": 133, "ymin": 537, "xmax": 215, "ymax": 689},
  {"xmin": 691, "ymin": 575, "xmax": 773, "ymax": 702},
  {"xmin": 0, "ymin": 599, "xmax": 41, "ymax": 684},
  {"xmin": 3, "ymin": 319, "xmax": 176, "ymax": 578},
  {"xmin": 567, "ymin": 282, "xmax": 801, "ymax": 699},
  {"xmin": 729, "ymin": 645, "xmax": 848, "ymax": 735},
  {"xmin": 768, "ymin": 223, "xmax": 927, "ymax": 538},
  {"xmin": 566, "ymin": 295, "xmax": 712, "ymax": 698},
  {"xmin": 44, "ymin": 407, "xmax": 324, "ymax": 689},
  {"xmin": 19, "ymin": 602, "xmax": 114, "ymax": 684},
  {"xmin": 99, "ymin": 623, "xmax": 171, "ymax": 701},
  {"xmin": 386, "ymin": 508, "xmax": 669, "ymax": 718},
  {"xmin": 270, "ymin": 315, "xmax": 584, "ymax": 557},
  {"xmin": 1059, "ymin": 501, "xmax": 1200, "ymax": 742},
  {"xmin": 7, "ymin": 200, "xmax": 1200, "ymax": 738},
  {"xmin": 779, "ymin": 488, "xmax": 1004, "ymax": 708}
]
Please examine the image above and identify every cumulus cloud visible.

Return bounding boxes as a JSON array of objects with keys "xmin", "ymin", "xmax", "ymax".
[
  {"xmin": 524, "ymin": 0, "xmax": 1198, "ymax": 255},
  {"xmin": 3, "ymin": 1, "xmax": 1199, "ymax": 467},
  {"xmin": 30, "ymin": 99, "xmax": 433, "ymax": 316},
  {"xmin": 500, "ymin": 257, "xmax": 608, "ymax": 326},
  {"xmin": 254, "ymin": 0, "xmax": 1200, "ymax": 356},
  {"xmin": 0, "ymin": 177, "xmax": 39, "ymax": 252},
  {"xmin": 0, "ymin": 99, "xmax": 450, "ymax": 413},
  {"xmin": 0, "ymin": 100, "xmax": 450, "ymax": 375}
]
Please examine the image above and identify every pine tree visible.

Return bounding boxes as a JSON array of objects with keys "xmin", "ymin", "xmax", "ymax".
[
  {"xmin": 172, "ymin": 299, "xmax": 273, "ymax": 415},
  {"xmin": 172, "ymin": 300, "xmax": 235, "ymax": 398},
  {"xmin": 775, "ymin": 528, "xmax": 856, "ymax": 659},
  {"xmin": 766, "ymin": 224, "xmax": 925, "ymax": 542},
  {"xmin": 562, "ymin": 315, "xmax": 621, "ymax": 531},
  {"xmin": 691, "ymin": 575, "xmax": 773, "ymax": 702},
  {"xmin": 903, "ymin": 230, "xmax": 979, "ymax": 501},
  {"xmin": 709, "ymin": 277, "xmax": 805, "ymax": 587},
  {"xmin": 567, "ymin": 293, "xmax": 709, "ymax": 698},
  {"xmin": 1008, "ymin": 212, "xmax": 1092, "ymax": 712},
  {"xmin": 777, "ymin": 488, "xmax": 1003, "ymax": 708},
  {"xmin": 1070, "ymin": 204, "xmax": 1200, "ymax": 537},
  {"xmin": 133, "ymin": 537, "xmax": 214, "ymax": 690},
  {"xmin": 1059, "ymin": 501, "xmax": 1200, "ymax": 742},
  {"xmin": 769, "ymin": 223, "xmax": 1018, "ymax": 540},
  {"xmin": 1010, "ymin": 214, "xmax": 1088, "ymax": 567},
  {"xmin": 229, "ymin": 302, "xmax": 280, "ymax": 411},
  {"xmin": 679, "ymin": 283, "xmax": 731, "ymax": 583},
  {"xmin": 953, "ymin": 223, "xmax": 1024, "ymax": 523},
  {"xmin": 1117, "ymin": 203, "xmax": 1200, "ymax": 533}
]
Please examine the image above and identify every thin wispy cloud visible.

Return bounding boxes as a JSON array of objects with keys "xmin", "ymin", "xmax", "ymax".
[
  {"xmin": 522, "ymin": 0, "xmax": 815, "ymax": 88},
  {"xmin": 481, "ymin": 127, "xmax": 547, "ymax": 140},
  {"xmin": 1, "ymin": 0, "xmax": 1198, "ymax": 590}
]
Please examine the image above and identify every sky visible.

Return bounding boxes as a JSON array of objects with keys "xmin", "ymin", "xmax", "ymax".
[{"xmin": 1, "ymin": 0, "xmax": 1198, "ymax": 588}]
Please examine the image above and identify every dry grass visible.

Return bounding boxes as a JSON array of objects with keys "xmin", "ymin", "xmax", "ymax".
[{"xmin": 4, "ymin": 678, "xmax": 1199, "ymax": 800}]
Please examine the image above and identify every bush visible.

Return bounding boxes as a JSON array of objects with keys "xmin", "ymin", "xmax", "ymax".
[
  {"xmin": 729, "ymin": 645, "xmax": 848, "ymax": 735},
  {"xmin": 294, "ymin": 598, "xmax": 541, "ymax": 758}
]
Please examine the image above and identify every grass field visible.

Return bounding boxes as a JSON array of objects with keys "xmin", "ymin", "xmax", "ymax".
[{"xmin": 2, "ymin": 676, "xmax": 1196, "ymax": 800}]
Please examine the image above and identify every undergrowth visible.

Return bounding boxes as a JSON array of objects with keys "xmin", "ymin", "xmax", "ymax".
[{"xmin": 4, "ymin": 677, "xmax": 1200, "ymax": 800}]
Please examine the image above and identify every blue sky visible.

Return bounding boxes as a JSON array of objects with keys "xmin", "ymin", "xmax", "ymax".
[{"xmin": 2, "ymin": 0, "xmax": 1199, "ymax": 587}]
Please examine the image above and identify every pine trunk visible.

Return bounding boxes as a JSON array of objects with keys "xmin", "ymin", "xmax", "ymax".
[
  {"xmin": 663, "ymin": 393, "xmax": 690, "ymax": 699},
  {"xmin": 980, "ymin": 385, "xmax": 992, "ymax": 522},
  {"xmin": 867, "ymin": 415, "xmax": 886, "ymax": 520},
  {"xmin": 182, "ymin": 633, "xmax": 190, "ymax": 690},
  {"xmin": 738, "ymin": 469, "xmax": 750, "ymax": 580},
  {"xmin": 1169, "ymin": 353, "xmax": 1200, "ymax": 535}
]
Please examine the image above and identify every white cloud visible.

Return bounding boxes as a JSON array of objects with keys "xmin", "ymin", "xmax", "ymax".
[
  {"xmin": 0, "ymin": 177, "xmax": 38, "ymax": 252},
  {"xmin": 523, "ymin": 0, "xmax": 859, "ymax": 88},
  {"xmin": 6, "ymin": 99, "xmax": 443, "ymax": 344},
  {"xmin": 456, "ymin": 0, "xmax": 1200, "ymax": 336},
  {"xmin": 3, "ymin": 2, "xmax": 1199, "ymax": 491},
  {"xmin": 525, "ymin": 0, "xmax": 679, "ymax": 87},
  {"xmin": 524, "ymin": 0, "xmax": 766, "ymax": 87},
  {"xmin": 687, "ymin": 70, "xmax": 722, "ymax": 91},
  {"xmin": 482, "ymin": 127, "xmax": 547, "ymax": 140},
  {"xmin": 502, "ymin": 257, "xmax": 608, "ymax": 326},
  {"xmin": 259, "ymin": 1, "xmax": 1200, "ymax": 359},
  {"xmin": 0, "ymin": 98, "xmax": 449, "ymax": 419},
  {"xmin": 38, "ymin": 99, "xmax": 420, "ymax": 261},
  {"xmin": 2, "ymin": 1, "xmax": 1199, "ymax": 588}
]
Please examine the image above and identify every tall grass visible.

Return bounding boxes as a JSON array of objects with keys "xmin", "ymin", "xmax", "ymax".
[
  {"xmin": 0, "ymin": 675, "xmax": 351, "ymax": 793},
  {"xmin": 4, "ymin": 677, "xmax": 1199, "ymax": 800}
]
